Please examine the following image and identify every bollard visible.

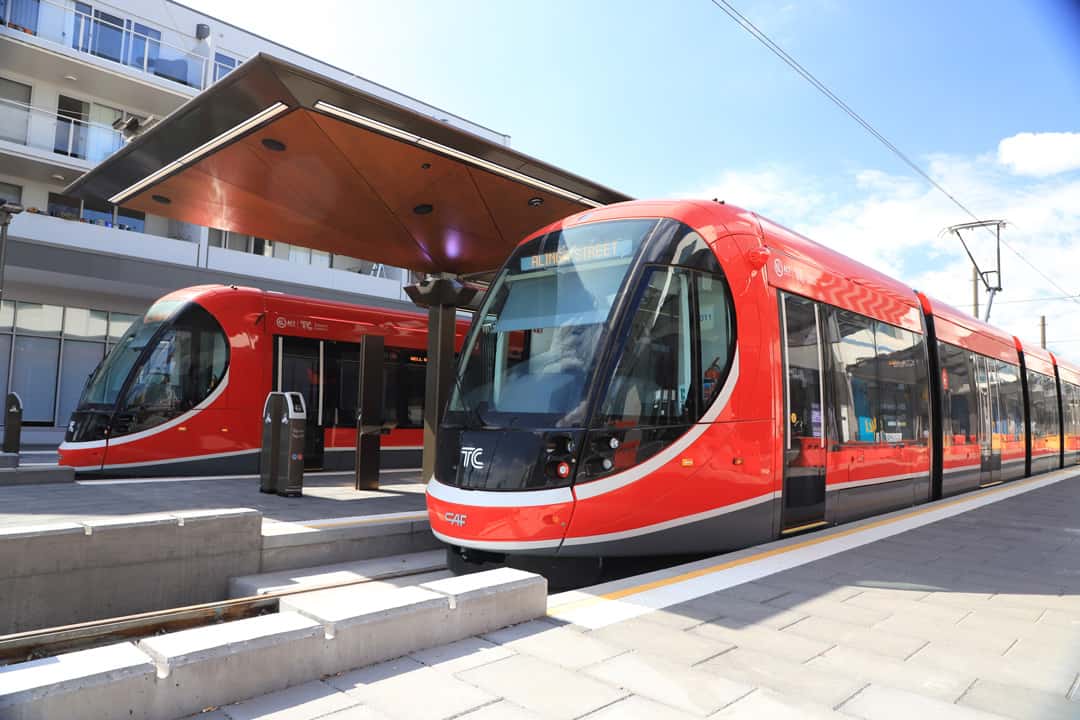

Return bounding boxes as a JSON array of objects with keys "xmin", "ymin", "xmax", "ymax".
[
  {"xmin": 3, "ymin": 392, "xmax": 22, "ymax": 455},
  {"xmin": 260, "ymin": 393, "xmax": 287, "ymax": 493}
]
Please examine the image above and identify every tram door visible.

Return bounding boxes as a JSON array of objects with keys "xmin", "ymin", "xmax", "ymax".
[
  {"xmin": 973, "ymin": 354, "xmax": 1001, "ymax": 486},
  {"xmin": 781, "ymin": 294, "xmax": 827, "ymax": 531},
  {"xmin": 277, "ymin": 336, "xmax": 324, "ymax": 469}
]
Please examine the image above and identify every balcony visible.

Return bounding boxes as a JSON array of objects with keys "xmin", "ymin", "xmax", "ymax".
[
  {"xmin": 1, "ymin": 0, "xmax": 243, "ymax": 117},
  {"xmin": 0, "ymin": 96, "xmax": 123, "ymax": 181}
]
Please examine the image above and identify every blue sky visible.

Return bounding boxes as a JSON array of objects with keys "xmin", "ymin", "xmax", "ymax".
[{"xmin": 184, "ymin": 0, "xmax": 1080, "ymax": 349}]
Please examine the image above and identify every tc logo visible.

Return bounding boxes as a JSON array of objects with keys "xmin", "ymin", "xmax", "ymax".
[
  {"xmin": 460, "ymin": 446, "xmax": 485, "ymax": 470},
  {"xmin": 275, "ymin": 316, "xmax": 287, "ymax": 329},
  {"xmin": 444, "ymin": 512, "xmax": 467, "ymax": 527}
]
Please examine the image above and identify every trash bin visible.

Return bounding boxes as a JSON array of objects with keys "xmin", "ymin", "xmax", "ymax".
[
  {"xmin": 3, "ymin": 392, "xmax": 22, "ymax": 455},
  {"xmin": 259, "ymin": 393, "xmax": 287, "ymax": 493},
  {"xmin": 280, "ymin": 391, "xmax": 306, "ymax": 497}
]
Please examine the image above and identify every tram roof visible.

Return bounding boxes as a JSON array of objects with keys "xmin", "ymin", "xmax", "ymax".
[{"xmin": 65, "ymin": 54, "xmax": 631, "ymax": 276}]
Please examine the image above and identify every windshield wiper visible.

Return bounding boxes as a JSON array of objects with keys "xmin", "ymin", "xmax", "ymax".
[{"xmin": 449, "ymin": 368, "xmax": 495, "ymax": 429}]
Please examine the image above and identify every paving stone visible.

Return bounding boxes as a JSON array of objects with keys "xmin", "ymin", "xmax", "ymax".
[
  {"xmin": 327, "ymin": 657, "xmax": 496, "ymax": 720},
  {"xmin": 590, "ymin": 618, "xmax": 731, "ymax": 665},
  {"xmin": 781, "ymin": 615, "xmax": 926, "ymax": 659},
  {"xmin": 698, "ymin": 647, "xmax": 863, "ymax": 707},
  {"xmin": 581, "ymin": 695, "xmax": 700, "ymax": 719},
  {"xmin": 842, "ymin": 592, "xmax": 969, "ymax": 623},
  {"xmin": 840, "ymin": 683, "xmax": 1012, "ymax": 720},
  {"xmin": 219, "ymin": 680, "xmax": 359, "ymax": 720},
  {"xmin": 1004, "ymin": 636, "xmax": 1080, "ymax": 669},
  {"xmin": 677, "ymin": 595, "xmax": 808, "ymax": 630},
  {"xmin": 1036, "ymin": 608, "xmax": 1080, "ymax": 629},
  {"xmin": 408, "ymin": 637, "xmax": 515, "ymax": 674},
  {"xmin": 713, "ymin": 687, "xmax": 853, "ymax": 719},
  {"xmin": 584, "ymin": 651, "xmax": 752, "ymax": 716},
  {"xmin": 455, "ymin": 700, "xmax": 547, "ymax": 720},
  {"xmin": 872, "ymin": 613, "xmax": 1015, "ymax": 654},
  {"xmin": 317, "ymin": 707, "xmax": 395, "ymax": 720},
  {"xmin": 765, "ymin": 592, "xmax": 892, "ymax": 627},
  {"xmin": 958, "ymin": 679, "xmax": 1080, "ymax": 720},
  {"xmin": 457, "ymin": 654, "xmax": 628, "ymax": 720},
  {"xmin": 958, "ymin": 611, "xmax": 1080, "ymax": 645},
  {"xmin": 633, "ymin": 607, "xmax": 710, "ymax": 629},
  {"xmin": 483, "ymin": 619, "xmax": 624, "ymax": 669},
  {"xmin": 807, "ymin": 645, "xmax": 975, "ymax": 702},
  {"xmin": 689, "ymin": 619, "xmax": 834, "ymax": 663},
  {"xmin": 908, "ymin": 641, "xmax": 1077, "ymax": 696}
]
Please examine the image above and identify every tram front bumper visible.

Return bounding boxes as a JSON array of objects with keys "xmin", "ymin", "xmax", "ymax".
[{"xmin": 425, "ymin": 477, "xmax": 573, "ymax": 555}]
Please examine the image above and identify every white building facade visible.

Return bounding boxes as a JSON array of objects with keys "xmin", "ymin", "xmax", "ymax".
[{"xmin": 0, "ymin": 0, "xmax": 509, "ymax": 445}]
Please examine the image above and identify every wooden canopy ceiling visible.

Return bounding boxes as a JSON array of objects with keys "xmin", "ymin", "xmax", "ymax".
[{"xmin": 67, "ymin": 54, "xmax": 630, "ymax": 275}]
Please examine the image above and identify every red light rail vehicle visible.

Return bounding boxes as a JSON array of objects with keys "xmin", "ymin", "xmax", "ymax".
[
  {"xmin": 428, "ymin": 200, "xmax": 1080, "ymax": 565},
  {"xmin": 59, "ymin": 285, "xmax": 466, "ymax": 475}
]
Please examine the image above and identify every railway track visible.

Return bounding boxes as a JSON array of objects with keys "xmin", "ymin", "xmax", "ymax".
[{"xmin": 0, "ymin": 561, "xmax": 446, "ymax": 666}]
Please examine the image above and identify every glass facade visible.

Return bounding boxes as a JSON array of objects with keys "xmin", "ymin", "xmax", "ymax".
[{"xmin": 0, "ymin": 299, "xmax": 138, "ymax": 427}]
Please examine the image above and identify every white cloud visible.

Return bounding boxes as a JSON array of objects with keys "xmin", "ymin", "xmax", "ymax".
[
  {"xmin": 997, "ymin": 131, "xmax": 1080, "ymax": 177},
  {"xmin": 680, "ymin": 145, "xmax": 1080, "ymax": 357}
]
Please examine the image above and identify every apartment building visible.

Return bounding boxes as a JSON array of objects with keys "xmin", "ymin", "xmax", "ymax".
[{"xmin": 0, "ymin": 0, "xmax": 509, "ymax": 445}]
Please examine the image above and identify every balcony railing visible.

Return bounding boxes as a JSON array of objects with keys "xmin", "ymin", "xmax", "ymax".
[
  {"xmin": 2, "ymin": 0, "xmax": 242, "ymax": 90},
  {"xmin": 0, "ymin": 96, "xmax": 123, "ymax": 164}
]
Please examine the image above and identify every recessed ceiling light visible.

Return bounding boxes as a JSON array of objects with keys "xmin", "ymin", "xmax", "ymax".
[
  {"xmin": 63, "ymin": 74, "xmax": 77, "ymax": 82},
  {"xmin": 260, "ymin": 138, "xmax": 286, "ymax": 152},
  {"xmin": 413, "ymin": 203, "xmax": 433, "ymax": 215},
  {"xmin": 151, "ymin": 194, "xmax": 171, "ymax": 205},
  {"xmin": 421, "ymin": 163, "xmax": 431, "ymax": 170},
  {"xmin": 528, "ymin": 197, "xmax": 544, "ymax": 207},
  {"xmin": 51, "ymin": 173, "xmax": 66, "ymax": 181}
]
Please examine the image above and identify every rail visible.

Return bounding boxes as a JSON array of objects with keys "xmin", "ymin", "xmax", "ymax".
[{"xmin": 0, "ymin": 559, "xmax": 445, "ymax": 665}]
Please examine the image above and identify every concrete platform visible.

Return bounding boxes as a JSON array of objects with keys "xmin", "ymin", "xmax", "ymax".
[
  {"xmin": 194, "ymin": 468, "xmax": 1080, "ymax": 720},
  {"xmin": 0, "ymin": 469, "xmax": 425, "ymax": 529}
]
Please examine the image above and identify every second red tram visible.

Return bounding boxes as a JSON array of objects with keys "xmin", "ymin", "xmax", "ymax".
[
  {"xmin": 428, "ymin": 200, "xmax": 1080, "ymax": 559},
  {"xmin": 59, "ymin": 285, "xmax": 466, "ymax": 475}
]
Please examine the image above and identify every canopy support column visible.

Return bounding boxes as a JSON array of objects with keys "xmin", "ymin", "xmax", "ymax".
[{"xmin": 405, "ymin": 277, "xmax": 476, "ymax": 482}]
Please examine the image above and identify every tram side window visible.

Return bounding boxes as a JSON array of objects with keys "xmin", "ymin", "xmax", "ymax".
[
  {"xmin": 597, "ymin": 267, "xmax": 695, "ymax": 427},
  {"xmin": 823, "ymin": 308, "xmax": 877, "ymax": 443},
  {"xmin": 1067, "ymin": 382, "xmax": 1080, "ymax": 459},
  {"xmin": 784, "ymin": 294, "xmax": 823, "ymax": 443},
  {"xmin": 938, "ymin": 342, "xmax": 977, "ymax": 446},
  {"xmin": 698, "ymin": 274, "xmax": 735, "ymax": 407},
  {"xmin": 118, "ymin": 304, "xmax": 228, "ymax": 434},
  {"xmin": 993, "ymin": 361, "xmax": 1025, "ymax": 443},
  {"xmin": 1026, "ymin": 370, "xmax": 1059, "ymax": 450},
  {"xmin": 874, "ymin": 323, "xmax": 930, "ymax": 443}
]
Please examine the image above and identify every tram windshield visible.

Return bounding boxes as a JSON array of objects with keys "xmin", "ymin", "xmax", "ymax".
[
  {"xmin": 79, "ymin": 298, "xmax": 185, "ymax": 408},
  {"xmin": 449, "ymin": 218, "xmax": 659, "ymax": 427},
  {"xmin": 73, "ymin": 300, "xmax": 228, "ymax": 438}
]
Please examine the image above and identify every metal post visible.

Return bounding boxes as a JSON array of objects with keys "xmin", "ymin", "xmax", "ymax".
[
  {"xmin": 404, "ymin": 276, "xmax": 477, "ymax": 483},
  {"xmin": 354, "ymin": 334, "xmax": 384, "ymax": 490},
  {"xmin": 972, "ymin": 265, "xmax": 979, "ymax": 319},
  {"xmin": 424, "ymin": 304, "xmax": 456, "ymax": 482},
  {"xmin": 1040, "ymin": 316, "xmax": 1047, "ymax": 349}
]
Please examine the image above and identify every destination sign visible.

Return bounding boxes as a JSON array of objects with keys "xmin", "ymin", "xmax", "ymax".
[{"xmin": 520, "ymin": 239, "xmax": 634, "ymax": 271}]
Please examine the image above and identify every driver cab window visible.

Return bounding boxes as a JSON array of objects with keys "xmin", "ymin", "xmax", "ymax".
[
  {"xmin": 598, "ymin": 267, "xmax": 694, "ymax": 427},
  {"xmin": 118, "ymin": 304, "xmax": 227, "ymax": 434}
]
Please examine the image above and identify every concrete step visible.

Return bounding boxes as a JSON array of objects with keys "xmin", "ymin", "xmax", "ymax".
[
  {"xmin": 228, "ymin": 549, "xmax": 448, "ymax": 598},
  {"xmin": 0, "ymin": 568, "xmax": 548, "ymax": 720},
  {"xmin": 0, "ymin": 466, "xmax": 73, "ymax": 486}
]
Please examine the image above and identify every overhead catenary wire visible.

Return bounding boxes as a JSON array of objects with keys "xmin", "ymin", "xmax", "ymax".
[{"xmin": 707, "ymin": 0, "xmax": 1080, "ymax": 308}]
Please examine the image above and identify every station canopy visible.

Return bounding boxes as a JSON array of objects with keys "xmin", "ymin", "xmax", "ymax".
[{"xmin": 67, "ymin": 54, "xmax": 631, "ymax": 276}]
